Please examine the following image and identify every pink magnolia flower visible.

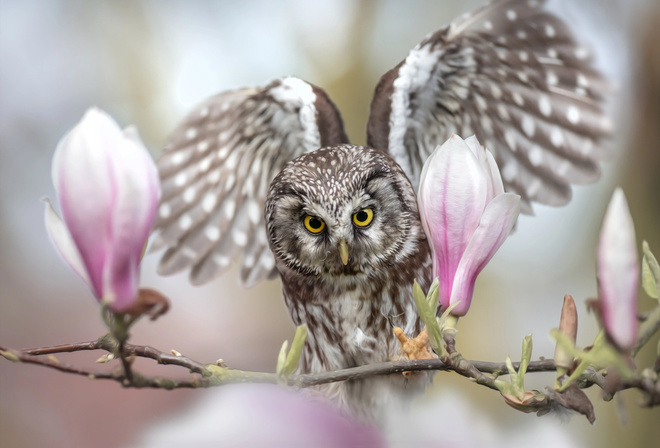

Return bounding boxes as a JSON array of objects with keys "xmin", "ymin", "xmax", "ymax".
[
  {"xmin": 136, "ymin": 384, "xmax": 385, "ymax": 448},
  {"xmin": 44, "ymin": 108, "xmax": 161, "ymax": 312},
  {"xmin": 597, "ymin": 188, "xmax": 639, "ymax": 351},
  {"xmin": 418, "ymin": 135, "xmax": 520, "ymax": 316}
]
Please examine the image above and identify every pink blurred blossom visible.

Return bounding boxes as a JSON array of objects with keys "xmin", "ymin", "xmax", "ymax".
[
  {"xmin": 417, "ymin": 135, "xmax": 520, "ymax": 316},
  {"xmin": 44, "ymin": 108, "xmax": 161, "ymax": 312},
  {"xmin": 134, "ymin": 384, "xmax": 385, "ymax": 448},
  {"xmin": 597, "ymin": 188, "xmax": 638, "ymax": 351}
]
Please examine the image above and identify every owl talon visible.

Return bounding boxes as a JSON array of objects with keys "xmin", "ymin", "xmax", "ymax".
[{"xmin": 394, "ymin": 326, "xmax": 434, "ymax": 378}]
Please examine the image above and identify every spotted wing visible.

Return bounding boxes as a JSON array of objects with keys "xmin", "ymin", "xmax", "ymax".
[
  {"xmin": 367, "ymin": 0, "xmax": 611, "ymax": 213},
  {"xmin": 153, "ymin": 77, "xmax": 348, "ymax": 286}
]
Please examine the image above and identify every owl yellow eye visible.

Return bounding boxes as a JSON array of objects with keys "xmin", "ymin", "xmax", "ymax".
[
  {"xmin": 304, "ymin": 215, "xmax": 326, "ymax": 234},
  {"xmin": 353, "ymin": 208, "xmax": 374, "ymax": 227}
]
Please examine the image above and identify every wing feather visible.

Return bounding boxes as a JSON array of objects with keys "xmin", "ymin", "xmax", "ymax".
[
  {"xmin": 153, "ymin": 77, "xmax": 348, "ymax": 286},
  {"xmin": 367, "ymin": 0, "xmax": 611, "ymax": 212}
]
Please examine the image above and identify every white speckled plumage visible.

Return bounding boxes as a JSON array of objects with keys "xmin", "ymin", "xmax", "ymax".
[{"xmin": 265, "ymin": 145, "xmax": 433, "ymax": 422}]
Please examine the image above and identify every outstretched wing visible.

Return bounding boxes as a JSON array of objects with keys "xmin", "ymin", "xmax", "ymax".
[
  {"xmin": 153, "ymin": 77, "xmax": 348, "ymax": 286},
  {"xmin": 367, "ymin": 0, "xmax": 611, "ymax": 213}
]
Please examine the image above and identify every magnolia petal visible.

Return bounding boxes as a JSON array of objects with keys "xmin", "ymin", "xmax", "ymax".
[
  {"xmin": 43, "ymin": 198, "xmax": 92, "ymax": 290},
  {"xmin": 463, "ymin": 136, "xmax": 490, "ymax": 192},
  {"xmin": 597, "ymin": 188, "xmax": 638, "ymax": 350},
  {"xmin": 449, "ymin": 193, "xmax": 520, "ymax": 316},
  {"xmin": 464, "ymin": 135, "xmax": 504, "ymax": 203},
  {"xmin": 484, "ymin": 146, "xmax": 505, "ymax": 199},
  {"xmin": 53, "ymin": 108, "xmax": 123, "ymax": 297},
  {"xmin": 51, "ymin": 108, "xmax": 161, "ymax": 311},
  {"xmin": 463, "ymin": 135, "xmax": 482, "ymax": 159},
  {"xmin": 135, "ymin": 384, "xmax": 385, "ymax": 448},
  {"xmin": 122, "ymin": 125, "xmax": 141, "ymax": 143},
  {"xmin": 103, "ymin": 132, "xmax": 161, "ymax": 310},
  {"xmin": 418, "ymin": 135, "xmax": 488, "ymax": 306}
]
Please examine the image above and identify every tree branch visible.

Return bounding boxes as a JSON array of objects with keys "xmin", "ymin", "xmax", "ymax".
[
  {"xmin": 0, "ymin": 339, "xmax": 565, "ymax": 391},
  {"xmin": 24, "ymin": 341, "xmax": 100, "ymax": 355},
  {"xmin": 1, "ymin": 338, "xmax": 657, "ymax": 409}
]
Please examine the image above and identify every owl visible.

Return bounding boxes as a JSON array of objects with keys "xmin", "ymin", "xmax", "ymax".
[
  {"xmin": 265, "ymin": 145, "xmax": 433, "ymax": 421},
  {"xmin": 152, "ymin": 0, "xmax": 610, "ymax": 422}
]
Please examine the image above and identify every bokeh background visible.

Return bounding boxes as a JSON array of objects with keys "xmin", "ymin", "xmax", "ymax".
[{"xmin": 1, "ymin": 0, "xmax": 659, "ymax": 447}]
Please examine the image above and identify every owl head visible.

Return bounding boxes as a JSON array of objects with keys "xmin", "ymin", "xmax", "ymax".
[{"xmin": 265, "ymin": 144, "xmax": 425, "ymax": 280}]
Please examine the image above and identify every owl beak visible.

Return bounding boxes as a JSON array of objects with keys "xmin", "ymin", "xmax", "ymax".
[{"xmin": 338, "ymin": 240, "xmax": 349, "ymax": 265}]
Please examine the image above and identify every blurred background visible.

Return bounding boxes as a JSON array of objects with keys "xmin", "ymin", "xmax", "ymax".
[{"xmin": 1, "ymin": 0, "xmax": 659, "ymax": 447}]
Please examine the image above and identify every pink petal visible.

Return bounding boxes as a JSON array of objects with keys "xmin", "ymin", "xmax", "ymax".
[
  {"xmin": 464, "ymin": 135, "xmax": 504, "ymax": 202},
  {"xmin": 137, "ymin": 384, "xmax": 385, "ymax": 447},
  {"xmin": 43, "ymin": 198, "xmax": 92, "ymax": 289},
  {"xmin": 52, "ymin": 108, "xmax": 122, "ymax": 298},
  {"xmin": 598, "ymin": 188, "xmax": 638, "ymax": 350},
  {"xmin": 483, "ymin": 146, "xmax": 505, "ymax": 199},
  {"xmin": 122, "ymin": 125, "xmax": 141, "ymax": 143},
  {"xmin": 51, "ymin": 108, "xmax": 161, "ymax": 311},
  {"xmin": 418, "ymin": 135, "xmax": 488, "ymax": 307},
  {"xmin": 449, "ymin": 193, "xmax": 520, "ymax": 316},
  {"xmin": 103, "ymin": 130, "xmax": 161, "ymax": 311}
]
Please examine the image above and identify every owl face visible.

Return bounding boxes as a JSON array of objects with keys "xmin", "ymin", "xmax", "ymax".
[{"xmin": 265, "ymin": 145, "xmax": 422, "ymax": 280}]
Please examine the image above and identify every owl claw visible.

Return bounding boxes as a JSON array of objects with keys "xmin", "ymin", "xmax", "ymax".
[{"xmin": 394, "ymin": 326, "xmax": 435, "ymax": 378}]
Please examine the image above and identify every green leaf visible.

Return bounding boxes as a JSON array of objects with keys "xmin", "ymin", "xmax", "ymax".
[
  {"xmin": 426, "ymin": 322, "xmax": 443, "ymax": 354},
  {"xmin": 552, "ymin": 328, "xmax": 634, "ymax": 391},
  {"xmin": 557, "ymin": 359, "xmax": 590, "ymax": 393},
  {"xmin": 276, "ymin": 340, "xmax": 288, "ymax": 377},
  {"xmin": 518, "ymin": 335, "xmax": 533, "ymax": 386},
  {"xmin": 593, "ymin": 329, "xmax": 606, "ymax": 347},
  {"xmin": 413, "ymin": 281, "xmax": 436, "ymax": 325},
  {"xmin": 493, "ymin": 378, "xmax": 514, "ymax": 396},
  {"xmin": 498, "ymin": 336, "xmax": 534, "ymax": 399},
  {"xmin": 427, "ymin": 278, "xmax": 440, "ymax": 309},
  {"xmin": 504, "ymin": 356, "xmax": 524, "ymax": 400},
  {"xmin": 282, "ymin": 324, "xmax": 308, "ymax": 378},
  {"xmin": 411, "ymin": 279, "xmax": 445, "ymax": 353},
  {"xmin": 413, "ymin": 280, "xmax": 427, "ymax": 309},
  {"xmin": 642, "ymin": 241, "xmax": 660, "ymax": 300},
  {"xmin": 505, "ymin": 356, "xmax": 517, "ymax": 377}
]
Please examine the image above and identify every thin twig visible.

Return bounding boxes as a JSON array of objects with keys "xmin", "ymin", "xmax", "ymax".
[
  {"xmin": 1, "ymin": 345, "xmax": 217, "ymax": 389},
  {"xmin": 442, "ymin": 332, "xmax": 502, "ymax": 390},
  {"xmin": 1, "ymin": 346, "xmax": 115, "ymax": 380},
  {"xmin": 1, "ymin": 339, "xmax": 657, "ymax": 408},
  {"xmin": 580, "ymin": 367, "xmax": 613, "ymax": 401},
  {"xmin": 123, "ymin": 342, "xmax": 206, "ymax": 373},
  {"xmin": 24, "ymin": 341, "xmax": 100, "ymax": 355},
  {"xmin": 24, "ymin": 337, "xmax": 207, "ymax": 373},
  {"xmin": 118, "ymin": 340, "xmax": 134, "ymax": 385}
]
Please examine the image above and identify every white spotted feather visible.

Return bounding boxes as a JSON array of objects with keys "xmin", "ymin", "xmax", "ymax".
[
  {"xmin": 153, "ymin": 77, "xmax": 347, "ymax": 286},
  {"xmin": 367, "ymin": 0, "xmax": 611, "ymax": 213}
]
